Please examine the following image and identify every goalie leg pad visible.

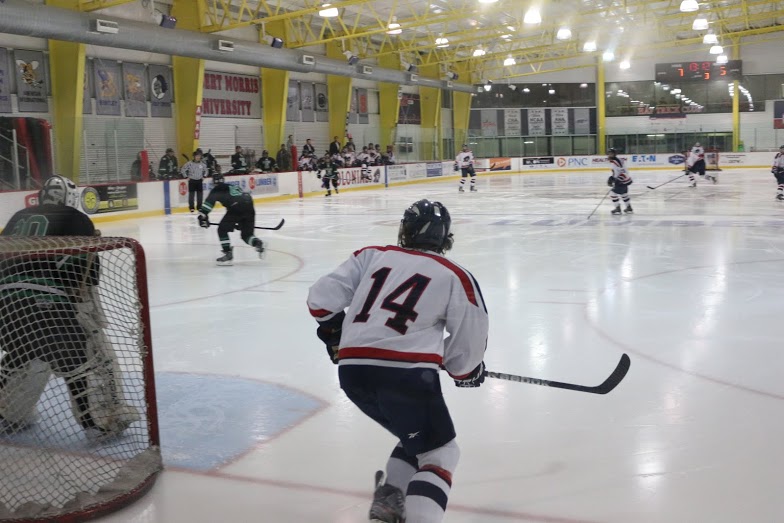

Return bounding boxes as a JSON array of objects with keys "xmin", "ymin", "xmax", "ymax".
[{"xmin": 0, "ymin": 357, "xmax": 52, "ymax": 427}]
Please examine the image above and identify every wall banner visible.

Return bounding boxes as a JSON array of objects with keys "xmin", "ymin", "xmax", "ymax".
[
  {"xmin": 504, "ymin": 109, "xmax": 521, "ymax": 136},
  {"xmin": 14, "ymin": 49, "xmax": 48, "ymax": 113},
  {"xmin": 202, "ymin": 71, "xmax": 261, "ymax": 118},
  {"xmin": 527, "ymin": 108, "xmax": 545, "ymax": 136},
  {"xmin": 149, "ymin": 64, "xmax": 173, "ymax": 118},
  {"xmin": 122, "ymin": 62, "xmax": 148, "ymax": 117},
  {"xmin": 0, "ymin": 48, "xmax": 11, "ymax": 114},
  {"xmin": 94, "ymin": 60, "xmax": 122, "ymax": 116},
  {"xmin": 301, "ymin": 82, "xmax": 314, "ymax": 122},
  {"xmin": 551, "ymin": 107, "xmax": 569, "ymax": 135}
]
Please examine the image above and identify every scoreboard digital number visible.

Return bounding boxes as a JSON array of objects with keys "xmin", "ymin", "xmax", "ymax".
[{"xmin": 655, "ymin": 60, "xmax": 742, "ymax": 82}]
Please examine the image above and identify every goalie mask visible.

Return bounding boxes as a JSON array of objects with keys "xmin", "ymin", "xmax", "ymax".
[
  {"xmin": 39, "ymin": 175, "xmax": 79, "ymax": 208},
  {"xmin": 398, "ymin": 199, "xmax": 453, "ymax": 254}
]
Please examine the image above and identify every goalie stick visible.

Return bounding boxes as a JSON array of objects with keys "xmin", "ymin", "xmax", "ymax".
[
  {"xmin": 208, "ymin": 218, "xmax": 285, "ymax": 231},
  {"xmin": 485, "ymin": 353, "xmax": 630, "ymax": 395},
  {"xmin": 647, "ymin": 173, "xmax": 688, "ymax": 190}
]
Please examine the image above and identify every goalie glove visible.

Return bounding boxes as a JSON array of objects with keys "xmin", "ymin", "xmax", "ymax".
[
  {"xmin": 316, "ymin": 311, "xmax": 346, "ymax": 364},
  {"xmin": 197, "ymin": 213, "xmax": 210, "ymax": 228},
  {"xmin": 607, "ymin": 175, "xmax": 615, "ymax": 187},
  {"xmin": 453, "ymin": 362, "xmax": 486, "ymax": 388}
]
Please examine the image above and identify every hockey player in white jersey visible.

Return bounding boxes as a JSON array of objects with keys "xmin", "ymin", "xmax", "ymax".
[
  {"xmin": 772, "ymin": 144, "xmax": 784, "ymax": 201},
  {"xmin": 307, "ymin": 199, "xmax": 488, "ymax": 523},
  {"xmin": 687, "ymin": 142, "xmax": 707, "ymax": 186},
  {"xmin": 607, "ymin": 148, "xmax": 633, "ymax": 215},
  {"xmin": 455, "ymin": 144, "xmax": 476, "ymax": 192}
]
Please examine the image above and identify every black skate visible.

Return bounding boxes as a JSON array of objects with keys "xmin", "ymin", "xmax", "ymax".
[
  {"xmin": 458, "ymin": 186, "xmax": 465, "ymax": 192},
  {"xmin": 335, "ymin": 187, "xmax": 339, "ymax": 194},
  {"xmin": 611, "ymin": 206, "xmax": 622, "ymax": 215},
  {"xmin": 325, "ymin": 190, "xmax": 331, "ymax": 197},
  {"xmin": 369, "ymin": 471, "xmax": 405, "ymax": 523},
  {"xmin": 252, "ymin": 238, "xmax": 265, "ymax": 259},
  {"xmin": 216, "ymin": 248, "xmax": 233, "ymax": 266},
  {"xmin": 470, "ymin": 186, "xmax": 477, "ymax": 192},
  {"xmin": 624, "ymin": 205, "xmax": 633, "ymax": 214},
  {"xmin": 777, "ymin": 194, "xmax": 784, "ymax": 201}
]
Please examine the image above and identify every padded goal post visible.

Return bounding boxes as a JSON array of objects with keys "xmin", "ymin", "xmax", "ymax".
[{"xmin": 0, "ymin": 236, "xmax": 161, "ymax": 523}]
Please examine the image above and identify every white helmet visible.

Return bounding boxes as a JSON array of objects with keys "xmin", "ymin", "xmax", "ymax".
[
  {"xmin": 39, "ymin": 175, "xmax": 79, "ymax": 207},
  {"xmin": 694, "ymin": 142, "xmax": 701, "ymax": 147}
]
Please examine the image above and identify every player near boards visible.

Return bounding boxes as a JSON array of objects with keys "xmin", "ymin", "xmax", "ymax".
[
  {"xmin": 197, "ymin": 171, "xmax": 265, "ymax": 266},
  {"xmin": 686, "ymin": 142, "xmax": 712, "ymax": 186},
  {"xmin": 0, "ymin": 175, "xmax": 139, "ymax": 436},
  {"xmin": 455, "ymin": 144, "xmax": 477, "ymax": 192},
  {"xmin": 607, "ymin": 148, "xmax": 633, "ymax": 215},
  {"xmin": 157, "ymin": 148, "xmax": 179, "ymax": 180},
  {"xmin": 182, "ymin": 150, "xmax": 208, "ymax": 212},
  {"xmin": 307, "ymin": 199, "xmax": 488, "ymax": 523},
  {"xmin": 772, "ymin": 144, "xmax": 784, "ymax": 201},
  {"xmin": 317, "ymin": 155, "xmax": 340, "ymax": 197}
]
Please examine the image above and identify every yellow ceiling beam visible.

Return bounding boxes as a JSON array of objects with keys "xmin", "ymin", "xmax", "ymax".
[{"xmin": 77, "ymin": 0, "xmax": 135, "ymax": 11}]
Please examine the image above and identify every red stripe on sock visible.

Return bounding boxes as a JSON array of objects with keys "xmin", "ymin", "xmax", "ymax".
[{"xmin": 420, "ymin": 465, "xmax": 453, "ymax": 487}]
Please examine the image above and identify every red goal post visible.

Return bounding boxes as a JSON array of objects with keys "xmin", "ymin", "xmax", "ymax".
[{"xmin": 0, "ymin": 236, "xmax": 161, "ymax": 523}]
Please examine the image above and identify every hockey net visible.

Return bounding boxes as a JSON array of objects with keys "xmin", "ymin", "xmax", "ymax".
[
  {"xmin": 0, "ymin": 236, "xmax": 161, "ymax": 522},
  {"xmin": 705, "ymin": 147, "xmax": 720, "ymax": 171}
]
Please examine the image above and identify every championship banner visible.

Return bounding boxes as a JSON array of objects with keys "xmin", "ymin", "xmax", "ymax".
[
  {"xmin": 504, "ymin": 109, "xmax": 521, "ymax": 136},
  {"xmin": 14, "ymin": 50, "xmax": 48, "ymax": 113},
  {"xmin": 79, "ymin": 183, "xmax": 139, "ymax": 215},
  {"xmin": 551, "ymin": 108, "xmax": 569, "ymax": 135},
  {"xmin": 357, "ymin": 88, "xmax": 369, "ymax": 124},
  {"xmin": 94, "ymin": 60, "xmax": 122, "ymax": 116},
  {"xmin": 315, "ymin": 83, "xmax": 328, "ymax": 122},
  {"xmin": 122, "ymin": 62, "xmax": 148, "ymax": 117},
  {"xmin": 527, "ymin": 108, "xmax": 545, "ymax": 136},
  {"xmin": 398, "ymin": 94, "xmax": 421, "ymax": 125},
  {"xmin": 149, "ymin": 64, "xmax": 173, "ymax": 118},
  {"xmin": 301, "ymin": 82, "xmax": 314, "ymax": 122},
  {"xmin": 202, "ymin": 71, "xmax": 261, "ymax": 118},
  {"xmin": 480, "ymin": 109, "xmax": 498, "ymax": 137},
  {"xmin": 0, "ymin": 48, "xmax": 11, "ymax": 114},
  {"xmin": 574, "ymin": 108, "xmax": 590, "ymax": 135},
  {"xmin": 286, "ymin": 80, "xmax": 299, "ymax": 121},
  {"xmin": 82, "ymin": 59, "xmax": 93, "ymax": 115},
  {"xmin": 774, "ymin": 100, "xmax": 784, "ymax": 129}
]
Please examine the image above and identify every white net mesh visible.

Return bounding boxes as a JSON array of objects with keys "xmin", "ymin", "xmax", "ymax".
[{"xmin": 0, "ymin": 236, "xmax": 161, "ymax": 522}]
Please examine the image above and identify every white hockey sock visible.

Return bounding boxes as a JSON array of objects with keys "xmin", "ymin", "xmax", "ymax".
[
  {"xmin": 610, "ymin": 195, "xmax": 620, "ymax": 206},
  {"xmin": 688, "ymin": 174, "xmax": 695, "ymax": 182},
  {"xmin": 406, "ymin": 440, "xmax": 459, "ymax": 523},
  {"xmin": 470, "ymin": 177, "xmax": 476, "ymax": 185},
  {"xmin": 459, "ymin": 178, "xmax": 466, "ymax": 186},
  {"xmin": 622, "ymin": 195, "xmax": 630, "ymax": 204},
  {"xmin": 386, "ymin": 443, "xmax": 418, "ymax": 491},
  {"xmin": 778, "ymin": 184, "xmax": 783, "ymax": 194}
]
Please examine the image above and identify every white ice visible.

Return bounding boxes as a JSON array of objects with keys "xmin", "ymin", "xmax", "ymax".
[{"xmin": 97, "ymin": 168, "xmax": 784, "ymax": 523}]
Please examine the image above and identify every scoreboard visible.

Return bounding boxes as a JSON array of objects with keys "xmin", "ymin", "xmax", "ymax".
[{"xmin": 655, "ymin": 60, "xmax": 742, "ymax": 82}]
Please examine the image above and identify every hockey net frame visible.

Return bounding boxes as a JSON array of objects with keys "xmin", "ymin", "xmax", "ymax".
[
  {"xmin": 0, "ymin": 236, "xmax": 161, "ymax": 523},
  {"xmin": 705, "ymin": 147, "xmax": 721, "ymax": 171}
]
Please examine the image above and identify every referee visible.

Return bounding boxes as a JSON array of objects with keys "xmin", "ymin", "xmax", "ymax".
[{"xmin": 182, "ymin": 150, "xmax": 207, "ymax": 212}]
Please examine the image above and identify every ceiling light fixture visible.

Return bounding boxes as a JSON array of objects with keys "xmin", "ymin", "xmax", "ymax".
[
  {"xmin": 318, "ymin": 3, "xmax": 339, "ymax": 17},
  {"xmin": 473, "ymin": 48, "xmax": 486, "ymax": 57},
  {"xmin": 703, "ymin": 31, "xmax": 718, "ymax": 44},
  {"xmin": 692, "ymin": 17, "xmax": 709, "ymax": 31},
  {"xmin": 387, "ymin": 17, "xmax": 402, "ymax": 35},
  {"xmin": 523, "ymin": 87, "xmax": 530, "ymax": 93},
  {"xmin": 478, "ymin": 0, "xmax": 498, "ymax": 4},
  {"xmin": 619, "ymin": 60, "xmax": 631, "ymax": 70},
  {"xmin": 583, "ymin": 41, "xmax": 597, "ymax": 52},
  {"xmin": 602, "ymin": 50, "xmax": 615, "ymax": 62},
  {"xmin": 556, "ymin": 27, "xmax": 572, "ymax": 40},
  {"xmin": 709, "ymin": 44, "xmax": 723, "ymax": 54},
  {"xmin": 680, "ymin": 0, "xmax": 699, "ymax": 12},
  {"xmin": 523, "ymin": 7, "xmax": 542, "ymax": 24},
  {"xmin": 435, "ymin": 37, "xmax": 449, "ymax": 47},
  {"xmin": 716, "ymin": 53, "xmax": 728, "ymax": 64},
  {"xmin": 504, "ymin": 56, "xmax": 516, "ymax": 66},
  {"xmin": 580, "ymin": 83, "xmax": 588, "ymax": 88},
  {"xmin": 501, "ymin": 34, "xmax": 512, "ymax": 39}
]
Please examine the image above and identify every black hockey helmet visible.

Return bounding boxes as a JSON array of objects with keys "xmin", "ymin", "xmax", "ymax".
[
  {"xmin": 212, "ymin": 171, "xmax": 224, "ymax": 184},
  {"xmin": 398, "ymin": 199, "xmax": 453, "ymax": 254},
  {"xmin": 780, "ymin": 144, "xmax": 784, "ymax": 149},
  {"xmin": 607, "ymin": 148, "xmax": 618, "ymax": 157}
]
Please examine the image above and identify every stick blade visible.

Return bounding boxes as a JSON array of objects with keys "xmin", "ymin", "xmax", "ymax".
[
  {"xmin": 646, "ymin": 185, "xmax": 656, "ymax": 190},
  {"xmin": 593, "ymin": 353, "xmax": 631, "ymax": 394}
]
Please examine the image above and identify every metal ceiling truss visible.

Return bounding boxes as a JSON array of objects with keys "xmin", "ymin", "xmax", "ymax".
[{"xmin": 77, "ymin": 0, "xmax": 136, "ymax": 11}]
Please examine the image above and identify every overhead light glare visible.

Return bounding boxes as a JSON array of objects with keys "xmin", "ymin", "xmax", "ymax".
[
  {"xmin": 619, "ymin": 60, "xmax": 630, "ymax": 70},
  {"xmin": 522, "ymin": 87, "xmax": 530, "ymax": 93},
  {"xmin": 435, "ymin": 37, "xmax": 449, "ymax": 47},
  {"xmin": 556, "ymin": 27, "xmax": 572, "ymax": 40},
  {"xmin": 473, "ymin": 48, "xmax": 486, "ymax": 57},
  {"xmin": 523, "ymin": 8, "xmax": 541, "ymax": 24},
  {"xmin": 583, "ymin": 41, "xmax": 597, "ymax": 52},
  {"xmin": 483, "ymin": 84, "xmax": 492, "ymax": 91},
  {"xmin": 504, "ymin": 56, "xmax": 516, "ymax": 66},
  {"xmin": 709, "ymin": 44, "xmax": 723, "ymax": 54},
  {"xmin": 716, "ymin": 53, "xmax": 729, "ymax": 64},
  {"xmin": 680, "ymin": 0, "xmax": 699, "ymax": 12},
  {"xmin": 703, "ymin": 32, "xmax": 718, "ymax": 44},
  {"xmin": 548, "ymin": 88, "xmax": 555, "ymax": 95},
  {"xmin": 501, "ymin": 34, "xmax": 512, "ymax": 39},
  {"xmin": 580, "ymin": 83, "xmax": 588, "ymax": 88},
  {"xmin": 692, "ymin": 17, "xmax": 709, "ymax": 30},
  {"xmin": 387, "ymin": 17, "xmax": 402, "ymax": 35},
  {"xmin": 602, "ymin": 50, "xmax": 615, "ymax": 62},
  {"xmin": 478, "ymin": 0, "xmax": 498, "ymax": 4},
  {"xmin": 318, "ymin": 4, "xmax": 339, "ymax": 17}
]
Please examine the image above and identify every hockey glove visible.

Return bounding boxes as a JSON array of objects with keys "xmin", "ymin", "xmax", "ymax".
[
  {"xmin": 453, "ymin": 162, "xmax": 459, "ymax": 172},
  {"xmin": 607, "ymin": 175, "xmax": 615, "ymax": 187},
  {"xmin": 197, "ymin": 213, "xmax": 210, "ymax": 228},
  {"xmin": 316, "ymin": 311, "xmax": 346, "ymax": 364},
  {"xmin": 453, "ymin": 361, "xmax": 486, "ymax": 388}
]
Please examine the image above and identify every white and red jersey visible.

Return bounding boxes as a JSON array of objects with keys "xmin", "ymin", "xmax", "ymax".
[
  {"xmin": 772, "ymin": 152, "xmax": 784, "ymax": 171},
  {"xmin": 609, "ymin": 157, "xmax": 632, "ymax": 184},
  {"xmin": 307, "ymin": 245, "xmax": 488, "ymax": 378},
  {"xmin": 456, "ymin": 150, "xmax": 474, "ymax": 168},
  {"xmin": 688, "ymin": 146, "xmax": 705, "ymax": 167}
]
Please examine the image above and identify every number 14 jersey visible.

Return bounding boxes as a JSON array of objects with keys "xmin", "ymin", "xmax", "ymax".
[{"xmin": 307, "ymin": 245, "xmax": 488, "ymax": 379}]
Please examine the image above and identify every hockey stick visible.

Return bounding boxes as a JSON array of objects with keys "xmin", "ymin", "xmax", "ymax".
[
  {"xmin": 486, "ymin": 353, "xmax": 630, "ymax": 395},
  {"xmin": 586, "ymin": 188, "xmax": 612, "ymax": 220},
  {"xmin": 646, "ymin": 173, "xmax": 688, "ymax": 190},
  {"xmin": 208, "ymin": 218, "xmax": 285, "ymax": 231}
]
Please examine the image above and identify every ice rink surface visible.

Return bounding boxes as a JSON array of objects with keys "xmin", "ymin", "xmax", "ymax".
[{"xmin": 98, "ymin": 169, "xmax": 784, "ymax": 523}]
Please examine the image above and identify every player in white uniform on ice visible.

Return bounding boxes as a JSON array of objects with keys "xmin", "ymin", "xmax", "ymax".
[
  {"xmin": 455, "ymin": 145, "xmax": 476, "ymax": 192},
  {"xmin": 687, "ymin": 142, "xmax": 708, "ymax": 186},
  {"xmin": 772, "ymin": 144, "xmax": 784, "ymax": 201},
  {"xmin": 307, "ymin": 199, "xmax": 488, "ymax": 523},
  {"xmin": 607, "ymin": 148, "xmax": 633, "ymax": 215}
]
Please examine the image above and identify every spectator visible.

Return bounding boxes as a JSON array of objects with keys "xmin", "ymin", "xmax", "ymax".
[
  {"xmin": 255, "ymin": 150, "xmax": 277, "ymax": 173},
  {"xmin": 299, "ymin": 153, "xmax": 316, "ymax": 171},
  {"xmin": 303, "ymin": 139, "xmax": 315, "ymax": 157},
  {"xmin": 276, "ymin": 144, "xmax": 292, "ymax": 172},
  {"xmin": 158, "ymin": 148, "xmax": 179, "ymax": 180},
  {"xmin": 231, "ymin": 146, "xmax": 249, "ymax": 174},
  {"xmin": 383, "ymin": 145, "xmax": 396, "ymax": 165},
  {"xmin": 342, "ymin": 146, "xmax": 355, "ymax": 168},
  {"xmin": 182, "ymin": 150, "xmax": 207, "ymax": 212},
  {"xmin": 329, "ymin": 136, "xmax": 342, "ymax": 156},
  {"xmin": 130, "ymin": 153, "xmax": 143, "ymax": 182},
  {"xmin": 345, "ymin": 136, "xmax": 355, "ymax": 150},
  {"xmin": 287, "ymin": 135, "xmax": 295, "ymax": 148}
]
